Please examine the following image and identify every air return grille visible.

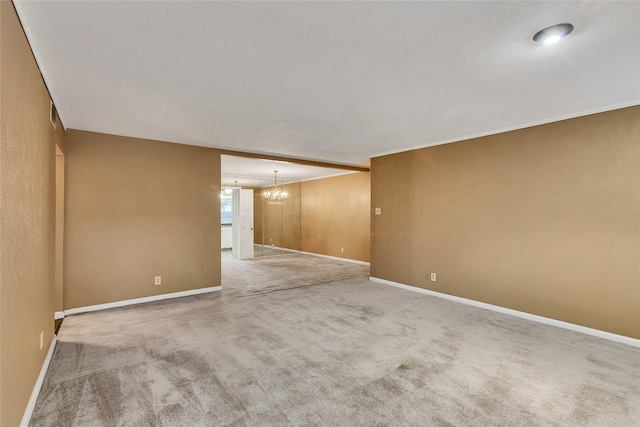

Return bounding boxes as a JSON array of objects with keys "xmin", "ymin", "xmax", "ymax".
[{"xmin": 50, "ymin": 100, "xmax": 58, "ymax": 129}]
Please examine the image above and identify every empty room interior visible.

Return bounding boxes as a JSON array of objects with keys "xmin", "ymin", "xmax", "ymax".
[{"xmin": 1, "ymin": 1, "xmax": 639, "ymax": 426}]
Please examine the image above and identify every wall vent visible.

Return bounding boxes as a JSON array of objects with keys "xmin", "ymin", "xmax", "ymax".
[{"xmin": 50, "ymin": 100, "xmax": 58, "ymax": 129}]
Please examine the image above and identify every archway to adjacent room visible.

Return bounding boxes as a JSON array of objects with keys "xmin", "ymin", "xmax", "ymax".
[
  {"xmin": 219, "ymin": 154, "xmax": 372, "ymax": 286},
  {"xmin": 221, "ymin": 155, "xmax": 304, "ymax": 260}
]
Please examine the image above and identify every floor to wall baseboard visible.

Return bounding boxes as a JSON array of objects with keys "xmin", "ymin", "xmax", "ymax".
[
  {"xmin": 232, "ymin": 244, "xmax": 369, "ymax": 266},
  {"xmin": 300, "ymin": 251, "xmax": 370, "ymax": 266},
  {"xmin": 58, "ymin": 286, "xmax": 222, "ymax": 318},
  {"xmin": 254, "ymin": 244, "xmax": 298, "ymax": 253},
  {"xmin": 20, "ymin": 336, "xmax": 57, "ymax": 427},
  {"xmin": 369, "ymin": 276, "xmax": 640, "ymax": 349}
]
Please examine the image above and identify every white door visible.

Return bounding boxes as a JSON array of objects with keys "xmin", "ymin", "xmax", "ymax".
[{"xmin": 232, "ymin": 189, "xmax": 254, "ymax": 259}]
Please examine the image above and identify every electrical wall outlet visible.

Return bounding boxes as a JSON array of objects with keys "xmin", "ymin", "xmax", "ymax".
[
  {"xmin": 430, "ymin": 273, "xmax": 437, "ymax": 282},
  {"xmin": 375, "ymin": 207, "xmax": 382, "ymax": 215},
  {"xmin": 155, "ymin": 276, "xmax": 161, "ymax": 286},
  {"xmin": 40, "ymin": 331, "xmax": 43, "ymax": 350},
  {"xmin": 341, "ymin": 247, "xmax": 344, "ymax": 253}
]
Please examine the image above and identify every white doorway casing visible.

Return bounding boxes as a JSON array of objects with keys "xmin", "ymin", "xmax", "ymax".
[{"xmin": 232, "ymin": 189, "xmax": 254, "ymax": 260}]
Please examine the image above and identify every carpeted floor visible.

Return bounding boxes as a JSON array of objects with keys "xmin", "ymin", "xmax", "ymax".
[{"xmin": 30, "ymin": 254, "xmax": 639, "ymax": 426}]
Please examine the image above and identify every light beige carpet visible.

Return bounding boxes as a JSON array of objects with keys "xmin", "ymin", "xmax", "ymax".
[{"xmin": 30, "ymin": 254, "xmax": 639, "ymax": 426}]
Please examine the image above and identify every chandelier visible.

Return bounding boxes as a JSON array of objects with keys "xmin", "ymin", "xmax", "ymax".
[{"xmin": 262, "ymin": 170, "xmax": 288, "ymax": 205}]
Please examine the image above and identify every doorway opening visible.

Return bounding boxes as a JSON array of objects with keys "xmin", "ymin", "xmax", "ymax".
[
  {"xmin": 220, "ymin": 175, "xmax": 299, "ymax": 260},
  {"xmin": 220, "ymin": 154, "xmax": 359, "ymax": 263}
]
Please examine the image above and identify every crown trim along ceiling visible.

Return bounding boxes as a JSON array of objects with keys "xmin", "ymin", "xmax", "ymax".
[{"xmin": 14, "ymin": 1, "xmax": 640, "ymax": 168}]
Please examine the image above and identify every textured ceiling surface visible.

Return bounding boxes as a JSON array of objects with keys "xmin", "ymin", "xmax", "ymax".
[
  {"xmin": 15, "ymin": 1, "xmax": 640, "ymax": 167},
  {"xmin": 221, "ymin": 156, "xmax": 354, "ymax": 188}
]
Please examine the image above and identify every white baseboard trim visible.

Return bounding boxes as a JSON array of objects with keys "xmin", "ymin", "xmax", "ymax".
[
  {"xmin": 255, "ymin": 244, "xmax": 299, "ymax": 254},
  {"xmin": 54, "ymin": 311, "xmax": 65, "ymax": 320},
  {"xmin": 64, "ymin": 286, "xmax": 222, "ymax": 317},
  {"xmin": 254, "ymin": 245, "xmax": 369, "ymax": 266},
  {"xmin": 20, "ymin": 335, "xmax": 57, "ymax": 427},
  {"xmin": 369, "ymin": 277, "xmax": 640, "ymax": 349},
  {"xmin": 300, "ymin": 251, "xmax": 370, "ymax": 266}
]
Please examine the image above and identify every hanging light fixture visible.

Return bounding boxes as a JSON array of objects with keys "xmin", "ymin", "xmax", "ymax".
[{"xmin": 262, "ymin": 170, "xmax": 288, "ymax": 205}]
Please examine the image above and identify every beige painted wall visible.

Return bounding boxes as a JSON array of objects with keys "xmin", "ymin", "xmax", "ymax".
[
  {"xmin": 252, "ymin": 173, "xmax": 371, "ymax": 262},
  {"xmin": 64, "ymin": 130, "xmax": 221, "ymax": 309},
  {"xmin": 55, "ymin": 154, "xmax": 64, "ymax": 313},
  {"xmin": 282, "ymin": 183, "xmax": 302, "ymax": 251},
  {"xmin": 371, "ymin": 106, "xmax": 640, "ymax": 339},
  {"xmin": 256, "ymin": 183, "xmax": 301, "ymax": 251},
  {"xmin": 0, "ymin": 2, "xmax": 65, "ymax": 424},
  {"xmin": 254, "ymin": 190, "xmax": 264, "ymax": 245},
  {"xmin": 301, "ymin": 172, "xmax": 371, "ymax": 262}
]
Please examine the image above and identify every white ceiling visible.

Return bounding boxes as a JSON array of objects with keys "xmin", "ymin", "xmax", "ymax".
[
  {"xmin": 15, "ymin": 1, "xmax": 640, "ymax": 168},
  {"xmin": 221, "ymin": 155, "xmax": 355, "ymax": 188}
]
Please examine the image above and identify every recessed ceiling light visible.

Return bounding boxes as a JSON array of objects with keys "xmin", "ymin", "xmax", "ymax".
[{"xmin": 533, "ymin": 23, "xmax": 574, "ymax": 45}]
